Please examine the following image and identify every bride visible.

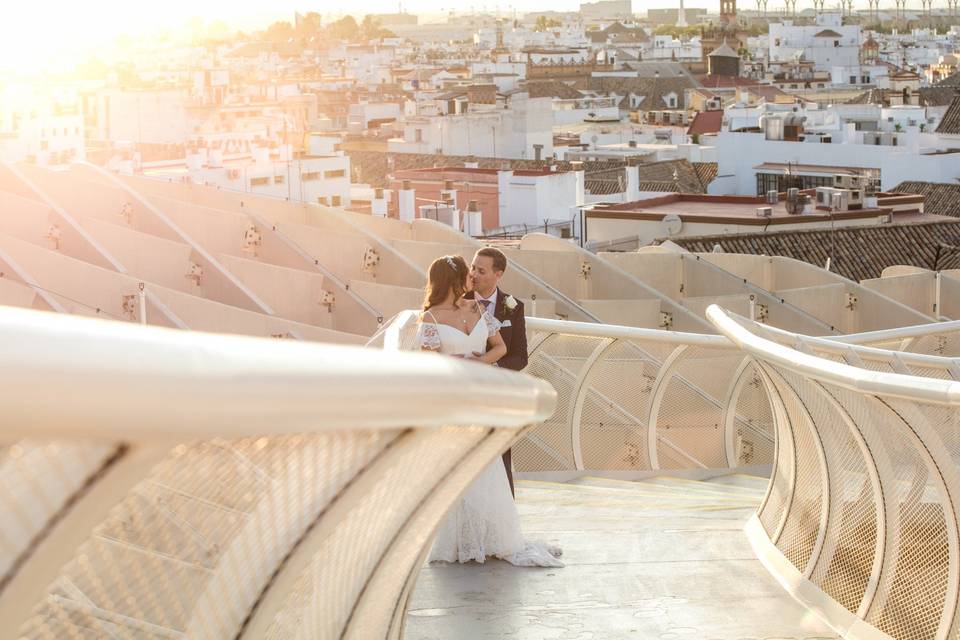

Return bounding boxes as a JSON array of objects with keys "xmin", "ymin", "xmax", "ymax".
[{"xmin": 418, "ymin": 255, "xmax": 563, "ymax": 567}]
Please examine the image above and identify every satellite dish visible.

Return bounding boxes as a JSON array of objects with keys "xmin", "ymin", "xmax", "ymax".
[{"xmin": 661, "ymin": 214, "xmax": 682, "ymax": 236}]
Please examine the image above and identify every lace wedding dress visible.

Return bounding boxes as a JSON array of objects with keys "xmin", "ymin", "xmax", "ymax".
[{"xmin": 419, "ymin": 309, "xmax": 563, "ymax": 567}]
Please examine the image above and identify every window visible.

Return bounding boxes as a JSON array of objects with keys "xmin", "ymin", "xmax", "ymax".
[
  {"xmin": 318, "ymin": 196, "xmax": 329, "ymax": 205},
  {"xmin": 332, "ymin": 195, "xmax": 342, "ymax": 206},
  {"xmin": 834, "ymin": 40, "xmax": 840, "ymax": 47},
  {"xmin": 324, "ymin": 169, "xmax": 346, "ymax": 179},
  {"xmin": 250, "ymin": 176, "xmax": 270, "ymax": 187},
  {"xmin": 414, "ymin": 128, "xmax": 423, "ymax": 142},
  {"xmin": 774, "ymin": 38, "xmax": 780, "ymax": 46},
  {"xmin": 302, "ymin": 171, "xmax": 320, "ymax": 181},
  {"xmin": 274, "ymin": 174, "xmax": 285, "ymax": 185},
  {"xmin": 850, "ymin": 75, "xmax": 857, "ymax": 84}
]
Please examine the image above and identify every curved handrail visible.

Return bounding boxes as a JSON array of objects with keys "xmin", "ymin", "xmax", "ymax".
[
  {"xmin": 707, "ymin": 303, "xmax": 960, "ymax": 640},
  {"xmin": 707, "ymin": 304, "xmax": 960, "ymax": 406},
  {"xmin": 0, "ymin": 305, "xmax": 557, "ymax": 441}
]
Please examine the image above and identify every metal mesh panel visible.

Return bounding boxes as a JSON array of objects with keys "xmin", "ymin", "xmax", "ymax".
[
  {"xmin": 824, "ymin": 385, "xmax": 950, "ymax": 640},
  {"xmin": 767, "ymin": 373, "xmax": 825, "ymax": 572},
  {"xmin": 19, "ymin": 432, "xmax": 396, "ymax": 639},
  {"xmin": 655, "ymin": 347, "xmax": 744, "ymax": 469},
  {"xmin": 776, "ymin": 370, "xmax": 879, "ymax": 613},
  {"xmin": 0, "ymin": 441, "xmax": 116, "ymax": 580},
  {"xmin": 516, "ymin": 334, "xmax": 602, "ymax": 471},
  {"xmin": 576, "ymin": 339, "xmax": 659, "ymax": 470},
  {"xmin": 732, "ymin": 362, "xmax": 774, "ymax": 466},
  {"xmin": 902, "ymin": 364, "xmax": 955, "ymax": 380},
  {"xmin": 756, "ymin": 367, "xmax": 793, "ymax": 539},
  {"xmin": 262, "ymin": 426, "xmax": 489, "ymax": 640},
  {"xmin": 906, "ymin": 332, "xmax": 960, "ymax": 357}
]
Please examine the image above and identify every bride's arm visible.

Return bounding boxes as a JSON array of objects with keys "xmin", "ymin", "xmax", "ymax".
[{"xmin": 476, "ymin": 329, "xmax": 507, "ymax": 364}]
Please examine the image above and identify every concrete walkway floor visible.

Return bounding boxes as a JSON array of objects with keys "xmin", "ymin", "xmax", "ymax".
[{"xmin": 405, "ymin": 475, "xmax": 839, "ymax": 640}]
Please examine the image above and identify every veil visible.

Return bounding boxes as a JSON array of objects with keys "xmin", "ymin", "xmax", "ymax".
[{"xmin": 365, "ymin": 310, "xmax": 423, "ymax": 352}]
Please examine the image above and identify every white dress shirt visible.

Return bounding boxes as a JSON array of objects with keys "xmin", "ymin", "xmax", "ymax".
[{"xmin": 476, "ymin": 288, "xmax": 499, "ymax": 313}]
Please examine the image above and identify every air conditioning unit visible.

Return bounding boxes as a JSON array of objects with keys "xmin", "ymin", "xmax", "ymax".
[
  {"xmin": 756, "ymin": 206, "xmax": 773, "ymax": 218},
  {"xmin": 766, "ymin": 190, "xmax": 779, "ymax": 204},
  {"xmin": 816, "ymin": 187, "xmax": 860, "ymax": 211},
  {"xmin": 833, "ymin": 174, "xmax": 867, "ymax": 189}
]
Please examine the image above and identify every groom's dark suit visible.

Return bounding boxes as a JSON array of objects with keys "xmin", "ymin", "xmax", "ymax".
[{"xmin": 465, "ymin": 288, "xmax": 527, "ymax": 498}]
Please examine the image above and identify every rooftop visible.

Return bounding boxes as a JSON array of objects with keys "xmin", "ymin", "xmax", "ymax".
[
  {"xmin": 588, "ymin": 192, "xmax": 932, "ymax": 226},
  {"xmin": 669, "ymin": 218, "xmax": 960, "ymax": 280}
]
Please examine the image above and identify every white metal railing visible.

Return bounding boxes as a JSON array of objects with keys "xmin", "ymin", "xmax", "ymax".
[
  {"xmin": 0, "ymin": 305, "xmax": 555, "ymax": 640},
  {"xmin": 708, "ymin": 304, "xmax": 960, "ymax": 640},
  {"xmin": 372, "ymin": 311, "xmax": 960, "ymax": 479}
]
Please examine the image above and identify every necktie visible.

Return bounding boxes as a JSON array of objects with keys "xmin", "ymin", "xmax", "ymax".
[{"xmin": 480, "ymin": 299, "xmax": 492, "ymax": 311}]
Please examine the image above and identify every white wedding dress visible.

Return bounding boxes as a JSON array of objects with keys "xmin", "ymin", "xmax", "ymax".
[{"xmin": 419, "ymin": 308, "xmax": 563, "ymax": 567}]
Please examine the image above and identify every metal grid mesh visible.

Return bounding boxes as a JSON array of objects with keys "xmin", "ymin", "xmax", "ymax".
[
  {"xmin": 733, "ymin": 363, "xmax": 775, "ymax": 467},
  {"xmin": 756, "ymin": 367, "xmax": 793, "ymax": 539},
  {"xmin": 518, "ymin": 334, "xmax": 603, "ymax": 471},
  {"xmin": 654, "ymin": 347, "xmax": 744, "ymax": 469},
  {"xmin": 824, "ymin": 386, "xmax": 950, "ymax": 640},
  {"xmin": 18, "ymin": 432, "xmax": 396, "ymax": 639},
  {"xmin": 906, "ymin": 331, "xmax": 960, "ymax": 357},
  {"xmin": 767, "ymin": 373, "xmax": 825, "ymax": 572},
  {"xmin": 0, "ymin": 441, "xmax": 116, "ymax": 580},
  {"xmin": 778, "ymin": 370, "xmax": 879, "ymax": 613},
  {"xmin": 576, "ymin": 339, "xmax": 659, "ymax": 470},
  {"xmin": 262, "ymin": 426, "xmax": 488, "ymax": 640}
]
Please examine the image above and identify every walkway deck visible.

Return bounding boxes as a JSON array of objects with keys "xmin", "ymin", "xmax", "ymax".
[{"xmin": 405, "ymin": 476, "xmax": 839, "ymax": 639}]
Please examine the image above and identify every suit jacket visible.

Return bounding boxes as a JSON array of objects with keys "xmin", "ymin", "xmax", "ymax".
[{"xmin": 464, "ymin": 289, "xmax": 528, "ymax": 371}]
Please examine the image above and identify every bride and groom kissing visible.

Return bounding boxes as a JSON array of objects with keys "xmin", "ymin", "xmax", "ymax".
[{"xmin": 419, "ymin": 247, "xmax": 563, "ymax": 567}]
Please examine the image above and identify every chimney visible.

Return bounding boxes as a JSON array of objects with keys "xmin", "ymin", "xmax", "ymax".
[
  {"xmin": 498, "ymin": 165, "xmax": 514, "ymax": 231},
  {"xmin": 466, "ymin": 200, "xmax": 483, "ymax": 236},
  {"xmin": 571, "ymin": 161, "xmax": 585, "ymax": 206},
  {"xmin": 186, "ymin": 151, "xmax": 203, "ymax": 172},
  {"xmin": 399, "ymin": 180, "xmax": 415, "ymax": 222},
  {"xmin": 441, "ymin": 177, "xmax": 457, "ymax": 213},
  {"xmin": 625, "ymin": 159, "xmax": 641, "ymax": 201},
  {"xmin": 372, "ymin": 187, "xmax": 387, "ymax": 217},
  {"xmin": 252, "ymin": 145, "xmax": 270, "ymax": 166}
]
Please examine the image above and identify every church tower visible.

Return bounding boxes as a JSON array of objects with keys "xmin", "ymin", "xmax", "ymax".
[{"xmin": 720, "ymin": 0, "xmax": 737, "ymax": 26}]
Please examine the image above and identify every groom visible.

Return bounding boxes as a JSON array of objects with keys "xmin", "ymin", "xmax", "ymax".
[{"xmin": 465, "ymin": 247, "xmax": 527, "ymax": 498}]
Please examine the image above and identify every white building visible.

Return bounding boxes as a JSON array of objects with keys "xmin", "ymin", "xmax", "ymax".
[
  {"xmin": 388, "ymin": 92, "xmax": 554, "ymax": 160},
  {"xmin": 768, "ymin": 14, "xmax": 860, "ymax": 73},
  {"xmin": 711, "ymin": 103, "xmax": 960, "ymax": 195},
  {"xmin": 141, "ymin": 143, "xmax": 351, "ymax": 207},
  {"xmin": 0, "ymin": 87, "xmax": 86, "ymax": 166}
]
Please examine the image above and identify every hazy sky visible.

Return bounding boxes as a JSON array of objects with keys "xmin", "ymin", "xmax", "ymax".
[{"xmin": 0, "ymin": 0, "xmax": 909, "ymax": 74}]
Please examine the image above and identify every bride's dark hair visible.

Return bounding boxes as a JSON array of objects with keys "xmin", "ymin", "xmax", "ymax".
[{"xmin": 423, "ymin": 255, "xmax": 468, "ymax": 311}]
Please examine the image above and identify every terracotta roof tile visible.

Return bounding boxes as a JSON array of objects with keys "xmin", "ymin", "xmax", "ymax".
[
  {"xmin": 667, "ymin": 219, "xmax": 960, "ymax": 281},
  {"xmin": 891, "ymin": 181, "xmax": 960, "ymax": 217},
  {"xmin": 691, "ymin": 162, "xmax": 719, "ymax": 188},
  {"xmin": 937, "ymin": 93, "xmax": 960, "ymax": 134},
  {"xmin": 687, "ymin": 110, "xmax": 724, "ymax": 136}
]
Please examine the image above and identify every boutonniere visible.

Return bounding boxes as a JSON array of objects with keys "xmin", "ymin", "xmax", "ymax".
[{"xmin": 503, "ymin": 295, "xmax": 518, "ymax": 311}]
